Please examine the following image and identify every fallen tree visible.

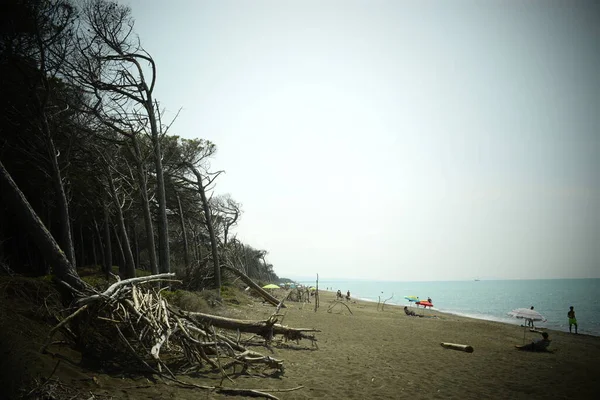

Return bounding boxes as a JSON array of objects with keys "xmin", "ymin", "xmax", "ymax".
[
  {"xmin": 178, "ymin": 310, "xmax": 320, "ymax": 343},
  {"xmin": 222, "ymin": 264, "xmax": 284, "ymax": 308},
  {"xmin": 0, "ymin": 160, "xmax": 88, "ymax": 293}
]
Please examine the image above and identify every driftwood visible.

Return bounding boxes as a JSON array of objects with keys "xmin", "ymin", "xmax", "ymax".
[
  {"xmin": 42, "ymin": 273, "xmax": 318, "ymax": 399},
  {"xmin": 440, "ymin": 342, "xmax": 474, "ymax": 353},
  {"xmin": 327, "ymin": 301, "xmax": 354, "ymax": 315},
  {"xmin": 274, "ymin": 290, "xmax": 291, "ymax": 325},
  {"xmin": 382, "ymin": 293, "xmax": 394, "ymax": 310},
  {"xmin": 287, "ymin": 287, "xmax": 308, "ymax": 303},
  {"xmin": 222, "ymin": 264, "xmax": 284, "ymax": 308},
  {"xmin": 314, "ymin": 273, "xmax": 319, "ymax": 312},
  {"xmin": 74, "ymin": 273, "xmax": 178, "ymax": 306},
  {"xmin": 378, "ymin": 293, "xmax": 394, "ymax": 311},
  {"xmin": 178, "ymin": 310, "xmax": 320, "ymax": 343}
]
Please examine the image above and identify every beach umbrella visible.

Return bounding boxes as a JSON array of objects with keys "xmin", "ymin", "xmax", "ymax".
[
  {"xmin": 416, "ymin": 300, "xmax": 433, "ymax": 308},
  {"xmin": 508, "ymin": 308, "xmax": 546, "ymax": 323},
  {"xmin": 508, "ymin": 308, "xmax": 547, "ymax": 342},
  {"xmin": 404, "ymin": 296, "xmax": 419, "ymax": 305},
  {"xmin": 262, "ymin": 284, "xmax": 280, "ymax": 289}
]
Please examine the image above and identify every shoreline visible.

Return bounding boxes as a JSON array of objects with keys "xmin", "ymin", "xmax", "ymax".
[
  {"xmin": 349, "ymin": 294, "xmax": 599, "ymax": 338},
  {"xmin": 240, "ymin": 289, "xmax": 600, "ymax": 398},
  {"xmin": 316, "ymin": 286, "xmax": 600, "ymax": 337}
]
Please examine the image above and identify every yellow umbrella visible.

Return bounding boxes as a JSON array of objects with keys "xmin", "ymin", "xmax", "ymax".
[{"xmin": 262, "ymin": 284, "xmax": 280, "ymax": 289}]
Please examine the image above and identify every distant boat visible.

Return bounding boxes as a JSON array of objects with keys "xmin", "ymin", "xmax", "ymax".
[{"xmin": 474, "ymin": 279, "xmax": 480, "ymax": 281}]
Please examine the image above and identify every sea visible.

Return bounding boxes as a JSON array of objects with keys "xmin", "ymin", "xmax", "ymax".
[{"xmin": 299, "ymin": 279, "xmax": 600, "ymax": 337}]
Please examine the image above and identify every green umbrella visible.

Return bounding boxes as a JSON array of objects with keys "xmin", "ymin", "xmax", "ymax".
[{"xmin": 262, "ymin": 284, "xmax": 280, "ymax": 289}]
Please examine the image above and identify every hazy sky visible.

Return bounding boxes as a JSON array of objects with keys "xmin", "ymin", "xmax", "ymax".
[{"xmin": 120, "ymin": 0, "xmax": 599, "ymax": 281}]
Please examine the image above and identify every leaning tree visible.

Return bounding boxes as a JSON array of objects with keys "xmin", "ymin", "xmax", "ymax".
[{"xmin": 69, "ymin": 0, "xmax": 170, "ymax": 274}]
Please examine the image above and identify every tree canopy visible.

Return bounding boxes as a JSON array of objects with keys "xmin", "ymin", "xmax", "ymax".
[{"xmin": 0, "ymin": 0, "xmax": 282, "ymax": 290}]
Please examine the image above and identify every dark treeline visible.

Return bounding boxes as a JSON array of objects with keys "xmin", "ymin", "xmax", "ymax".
[{"xmin": 0, "ymin": 0, "xmax": 279, "ymax": 292}]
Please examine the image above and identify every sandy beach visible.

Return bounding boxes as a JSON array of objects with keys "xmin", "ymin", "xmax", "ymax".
[
  {"xmin": 213, "ymin": 290, "xmax": 600, "ymax": 400},
  {"xmin": 3, "ymin": 287, "xmax": 599, "ymax": 400}
]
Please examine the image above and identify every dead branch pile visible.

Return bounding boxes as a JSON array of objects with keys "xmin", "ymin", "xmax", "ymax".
[
  {"xmin": 42, "ymin": 273, "xmax": 319, "ymax": 399},
  {"xmin": 286, "ymin": 287, "xmax": 311, "ymax": 303}
]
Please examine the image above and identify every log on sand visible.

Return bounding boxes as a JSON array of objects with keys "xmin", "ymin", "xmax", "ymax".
[
  {"xmin": 178, "ymin": 309, "xmax": 320, "ymax": 342},
  {"xmin": 440, "ymin": 342, "xmax": 474, "ymax": 353}
]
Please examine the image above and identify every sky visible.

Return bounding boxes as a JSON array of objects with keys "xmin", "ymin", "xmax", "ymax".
[{"xmin": 118, "ymin": 0, "xmax": 599, "ymax": 281}]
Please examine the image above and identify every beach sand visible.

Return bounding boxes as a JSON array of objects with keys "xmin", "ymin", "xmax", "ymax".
[
  {"xmin": 210, "ymin": 290, "xmax": 600, "ymax": 399},
  {"xmin": 3, "ymin": 288, "xmax": 599, "ymax": 399}
]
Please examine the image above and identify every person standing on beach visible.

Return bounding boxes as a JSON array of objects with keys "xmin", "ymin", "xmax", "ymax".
[
  {"xmin": 527, "ymin": 306, "xmax": 535, "ymax": 328},
  {"xmin": 568, "ymin": 306, "xmax": 578, "ymax": 334}
]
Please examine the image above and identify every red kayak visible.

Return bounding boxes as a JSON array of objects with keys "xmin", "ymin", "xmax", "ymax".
[{"xmin": 416, "ymin": 300, "xmax": 433, "ymax": 308}]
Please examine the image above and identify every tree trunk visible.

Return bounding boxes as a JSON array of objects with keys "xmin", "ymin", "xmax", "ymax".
[
  {"xmin": 102, "ymin": 204, "xmax": 112, "ymax": 279},
  {"xmin": 146, "ymin": 99, "xmax": 170, "ymax": 274},
  {"xmin": 46, "ymin": 133, "xmax": 76, "ymax": 268},
  {"xmin": 131, "ymin": 136, "xmax": 158, "ymax": 275},
  {"xmin": 176, "ymin": 192, "xmax": 190, "ymax": 269},
  {"xmin": 188, "ymin": 165, "xmax": 220, "ymax": 293},
  {"xmin": 242, "ymin": 245, "xmax": 249, "ymax": 275},
  {"xmin": 78, "ymin": 224, "xmax": 85, "ymax": 268},
  {"xmin": 196, "ymin": 232, "xmax": 203, "ymax": 262},
  {"xmin": 221, "ymin": 264, "xmax": 283, "ymax": 308},
  {"xmin": 93, "ymin": 218, "xmax": 103, "ymax": 271},
  {"xmin": 113, "ymin": 224, "xmax": 125, "ymax": 274},
  {"xmin": 223, "ymin": 209, "xmax": 238, "ymax": 248},
  {"xmin": 190, "ymin": 225, "xmax": 199, "ymax": 263},
  {"xmin": 130, "ymin": 221, "xmax": 139, "ymax": 270},
  {"xmin": 178, "ymin": 310, "xmax": 316, "ymax": 339},
  {"xmin": 0, "ymin": 160, "xmax": 85, "ymax": 291},
  {"xmin": 91, "ymin": 227, "xmax": 98, "ymax": 268},
  {"xmin": 107, "ymin": 169, "xmax": 136, "ymax": 278}
]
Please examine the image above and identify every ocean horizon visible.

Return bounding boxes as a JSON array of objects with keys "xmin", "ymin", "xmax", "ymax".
[{"xmin": 298, "ymin": 278, "xmax": 600, "ymax": 337}]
